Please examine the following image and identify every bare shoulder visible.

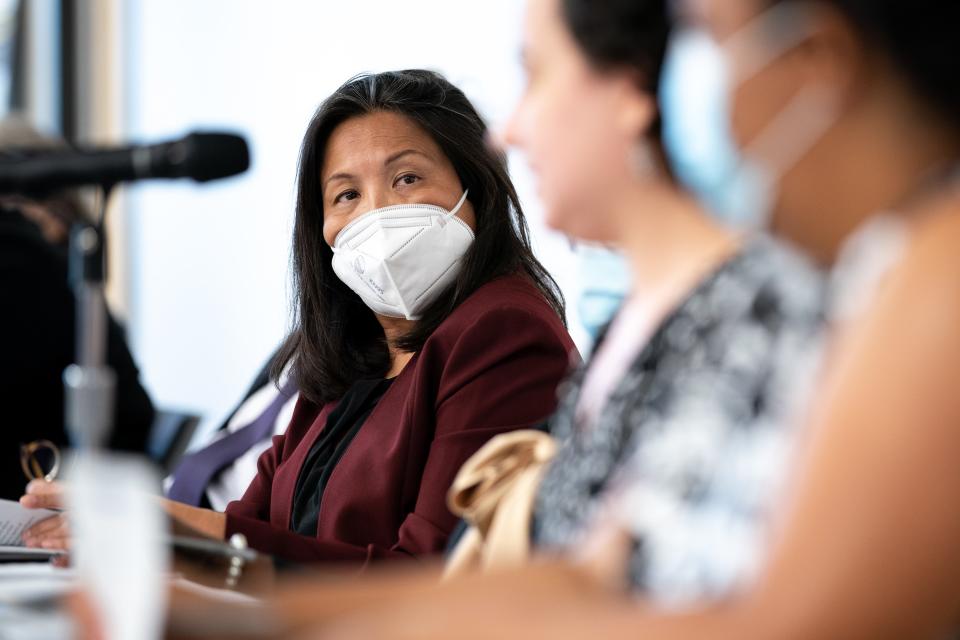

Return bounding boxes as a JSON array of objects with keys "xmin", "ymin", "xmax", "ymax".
[
  {"xmin": 897, "ymin": 195, "xmax": 960, "ymax": 284},
  {"xmin": 838, "ymin": 199, "xmax": 960, "ymax": 411},
  {"xmin": 874, "ymin": 198, "xmax": 960, "ymax": 327},
  {"xmin": 811, "ymin": 199, "xmax": 960, "ymax": 431}
]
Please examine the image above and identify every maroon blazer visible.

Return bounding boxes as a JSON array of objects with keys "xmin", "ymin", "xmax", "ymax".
[{"xmin": 224, "ymin": 276, "xmax": 576, "ymax": 566}]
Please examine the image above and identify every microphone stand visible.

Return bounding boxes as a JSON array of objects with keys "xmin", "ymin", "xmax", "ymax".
[
  {"xmin": 61, "ymin": 185, "xmax": 174, "ymax": 640},
  {"xmin": 63, "ymin": 185, "xmax": 116, "ymax": 450}
]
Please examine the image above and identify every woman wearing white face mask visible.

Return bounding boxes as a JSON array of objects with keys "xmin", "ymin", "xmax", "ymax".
[
  {"xmin": 21, "ymin": 69, "xmax": 575, "ymax": 568},
  {"xmin": 310, "ymin": 0, "xmax": 960, "ymax": 638}
]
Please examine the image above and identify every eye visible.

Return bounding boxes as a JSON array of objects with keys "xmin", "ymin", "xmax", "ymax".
[
  {"xmin": 394, "ymin": 173, "xmax": 421, "ymax": 188},
  {"xmin": 334, "ymin": 189, "xmax": 359, "ymax": 204}
]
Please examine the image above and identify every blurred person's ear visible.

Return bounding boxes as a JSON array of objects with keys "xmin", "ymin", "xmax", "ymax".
[{"xmin": 614, "ymin": 73, "xmax": 658, "ymax": 141}]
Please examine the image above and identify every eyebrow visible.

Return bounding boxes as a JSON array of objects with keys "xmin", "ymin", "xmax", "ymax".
[
  {"xmin": 323, "ymin": 149, "xmax": 432, "ymax": 190},
  {"xmin": 324, "ymin": 171, "xmax": 355, "ymax": 190},
  {"xmin": 384, "ymin": 148, "xmax": 432, "ymax": 165}
]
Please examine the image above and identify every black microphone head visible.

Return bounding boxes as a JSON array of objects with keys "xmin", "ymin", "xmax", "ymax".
[
  {"xmin": 162, "ymin": 132, "xmax": 250, "ymax": 182},
  {"xmin": 0, "ymin": 131, "xmax": 252, "ymax": 192}
]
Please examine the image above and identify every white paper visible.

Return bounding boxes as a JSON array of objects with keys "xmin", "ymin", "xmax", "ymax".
[
  {"xmin": 0, "ymin": 563, "xmax": 75, "ymax": 579},
  {"xmin": 0, "ymin": 563, "xmax": 76, "ymax": 604},
  {"xmin": 0, "ymin": 499, "xmax": 58, "ymax": 546}
]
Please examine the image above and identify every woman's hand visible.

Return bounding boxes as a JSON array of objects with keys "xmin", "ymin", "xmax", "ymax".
[
  {"xmin": 21, "ymin": 511, "xmax": 69, "ymax": 550},
  {"xmin": 163, "ymin": 498, "xmax": 227, "ymax": 541},
  {"xmin": 20, "ymin": 480, "xmax": 71, "ymax": 550},
  {"xmin": 20, "ymin": 478, "xmax": 66, "ymax": 509}
]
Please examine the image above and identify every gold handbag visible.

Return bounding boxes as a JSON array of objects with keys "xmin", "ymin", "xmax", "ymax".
[{"xmin": 443, "ymin": 429, "xmax": 558, "ymax": 579}]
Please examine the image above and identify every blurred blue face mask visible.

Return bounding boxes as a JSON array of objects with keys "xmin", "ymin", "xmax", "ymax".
[
  {"xmin": 575, "ymin": 244, "xmax": 631, "ymax": 342},
  {"xmin": 660, "ymin": 2, "xmax": 840, "ymax": 228}
]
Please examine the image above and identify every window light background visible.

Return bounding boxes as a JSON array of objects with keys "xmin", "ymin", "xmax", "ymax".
[{"xmin": 122, "ymin": 0, "xmax": 587, "ymax": 439}]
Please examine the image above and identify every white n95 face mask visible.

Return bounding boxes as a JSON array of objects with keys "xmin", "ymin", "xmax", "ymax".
[{"xmin": 331, "ymin": 190, "xmax": 474, "ymax": 320}]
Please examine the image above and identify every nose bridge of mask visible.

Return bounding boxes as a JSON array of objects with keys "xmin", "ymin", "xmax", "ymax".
[
  {"xmin": 339, "ymin": 208, "xmax": 437, "ymax": 253},
  {"xmin": 333, "ymin": 189, "xmax": 470, "ymax": 250}
]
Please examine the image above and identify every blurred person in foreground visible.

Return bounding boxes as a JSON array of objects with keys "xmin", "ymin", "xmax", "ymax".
[
  {"xmin": 304, "ymin": 0, "xmax": 960, "ymax": 638},
  {"xmin": 155, "ymin": 0, "xmax": 832, "ymax": 632},
  {"xmin": 0, "ymin": 116, "xmax": 153, "ymax": 501}
]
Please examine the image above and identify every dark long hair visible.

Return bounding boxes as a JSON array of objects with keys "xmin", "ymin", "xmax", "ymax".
[
  {"xmin": 273, "ymin": 69, "xmax": 565, "ymax": 404},
  {"xmin": 561, "ymin": 0, "xmax": 671, "ymax": 138}
]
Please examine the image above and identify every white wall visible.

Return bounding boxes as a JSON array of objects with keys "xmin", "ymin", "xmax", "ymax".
[{"xmin": 123, "ymin": 0, "xmax": 584, "ymax": 438}]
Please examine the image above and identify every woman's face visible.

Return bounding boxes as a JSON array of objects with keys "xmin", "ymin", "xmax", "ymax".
[
  {"xmin": 504, "ymin": 0, "xmax": 656, "ymax": 243},
  {"xmin": 695, "ymin": 0, "xmax": 859, "ymax": 257},
  {"xmin": 320, "ymin": 111, "xmax": 476, "ymax": 247}
]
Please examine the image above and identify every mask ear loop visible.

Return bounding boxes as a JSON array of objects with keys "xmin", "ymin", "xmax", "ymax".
[
  {"xmin": 441, "ymin": 189, "xmax": 470, "ymax": 225},
  {"xmin": 723, "ymin": 1, "xmax": 820, "ymax": 84}
]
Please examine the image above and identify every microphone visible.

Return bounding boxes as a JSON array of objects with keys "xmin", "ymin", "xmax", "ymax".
[{"xmin": 0, "ymin": 131, "xmax": 250, "ymax": 193}]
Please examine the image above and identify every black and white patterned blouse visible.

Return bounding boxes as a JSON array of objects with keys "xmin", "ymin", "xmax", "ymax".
[{"xmin": 532, "ymin": 235, "xmax": 828, "ymax": 606}]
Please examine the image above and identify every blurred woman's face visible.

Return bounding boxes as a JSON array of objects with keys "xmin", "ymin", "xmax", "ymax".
[
  {"xmin": 504, "ymin": 0, "xmax": 655, "ymax": 243},
  {"xmin": 692, "ymin": 0, "xmax": 788, "ymax": 152},
  {"xmin": 320, "ymin": 111, "xmax": 476, "ymax": 247},
  {"xmin": 694, "ymin": 0, "xmax": 851, "ymax": 254}
]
